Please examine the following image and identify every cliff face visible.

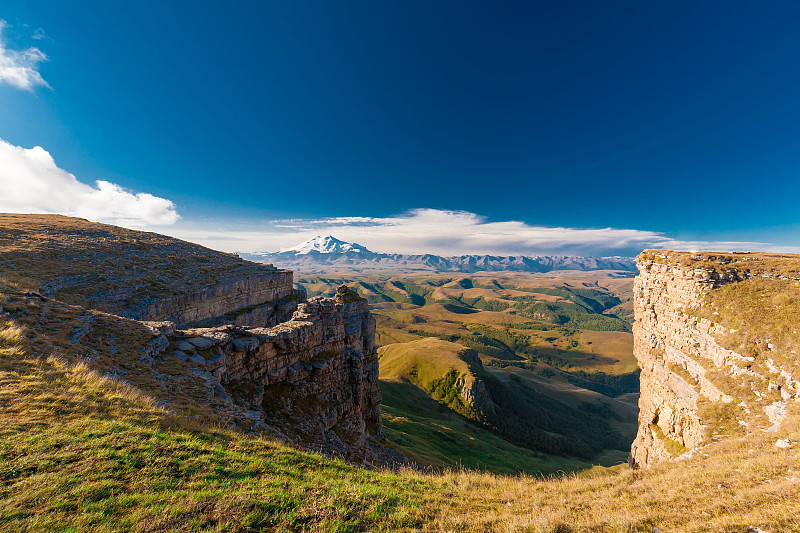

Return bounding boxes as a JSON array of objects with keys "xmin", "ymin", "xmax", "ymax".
[
  {"xmin": 144, "ymin": 285, "xmax": 388, "ymax": 461},
  {"xmin": 631, "ymin": 251, "xmax": 800, "ymax": 468},
  {"xmin": 455, "ymin": 349, "xmax": 495, "ymax": 413},
  {"xmin": 0, "ymin": 215, "xmax": 394, "ymax": 465},
  {"xmin": 129, "ymin": 271, "xmax": 300, "ymax": 327},
  {"xmin": 0, "ymin": 214, "xmax": 299, "ymax": 328}
]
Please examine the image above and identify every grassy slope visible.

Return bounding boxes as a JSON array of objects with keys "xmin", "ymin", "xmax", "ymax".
[
  {"xmin": 0, "ymin": 285, "xmax": 256, "ymax": 431},
  {"xmin": 379, "ymin": 339, "xmax": 614, "ymax": 474},
  {"xmin": 379, "ymin": 381, "xmax": 600, "ymax": 476},
  {"xmin": 2, "ymin": 332, "xmax": 798, "ymax": 532},
  {"xmin": 379, "ymin": 338, "xmax": 633, "ymax": 464},
  {"xmin": 0, "ymin": 214, "xmax": 275, "ymax": 317},
  {"xmin": 0, "ymin": 339, "xmax": 433, "ymax": 532},
  {"xmin": 379, "ymin": 338, "xmax": 477, "ymax": 389},
  {"xmin": 2, "ymin": 265, "xmax": 800, "ymax": 530}
]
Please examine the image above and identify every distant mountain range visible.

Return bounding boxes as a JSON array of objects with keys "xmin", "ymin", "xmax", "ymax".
[
  {"xmin": 279, "ymin": 235, "xmax": 372, "ymax": 255},
  {"xmin": 241, "ymin": 235, "xmax": 638, "ymax": 274}
]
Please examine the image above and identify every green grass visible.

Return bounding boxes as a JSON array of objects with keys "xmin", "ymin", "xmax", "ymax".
[
  {"xmin": 379, "ymin": 381, "xmax": 602, "ymax": 476},
  {"xmin": 0, "ymin": 349, "xmax": 435, "ymax": 533},
  {"xmin": 649, "ymin": 423, "xmax": 689, "ymax": 457},
  {"xmin": 379, "ymin": 338, "xmax": 479, "ymax": 389},
  {"xmin": 379, "ymin": 338, "xmax": 634, "ymax": 460},
  {"xmin": 1, "ymin": 419, "xmax": 431, "ymax": 532}
]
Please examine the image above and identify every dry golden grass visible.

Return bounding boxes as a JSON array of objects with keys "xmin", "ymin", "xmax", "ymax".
[
  {"xmin": 575, "ymin": 330, "xmax": 638, "ymax": 373},
  {"xmin": 0, "ymin": 286, "xmax": 253, "ymax": 431},
  {"xmin": 3, "ymin": 241, "xmax": 798, "ymax": 531},
  {"xmin": 423, "ymin": 427, "xmax": 800, "ymax": 531},
  {"xmin": 0, "ymin": 325, "xmax": 24, "ymax": 347},
  {"xmin": 379, "ymin": 338, "xmax": 478, "ymax": 388},
  {"xmin": 640, "ymin": 249, "xmax": 800, "ymax": 278},
  {"xmin": 703, "ymin": 278, "xmax": 800, "ymax": 365},
  {"xmin": 4, "ymin": 305, "xmax": 797, "ymax": 532},
  {"xmin": 0, "ymin": 213, "xmax": 278, "ymax": 319}
]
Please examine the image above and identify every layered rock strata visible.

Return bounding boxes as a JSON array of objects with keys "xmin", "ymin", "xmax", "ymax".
[
  {"xmin": 129, "ymin": 271, "xmax": 301, "ymax": 327},
  {"xmin": 40, "ymin": 265, "xmax": 300, "ymax": 328},
  {"xmin": 0, "ymin": 216, "xmax": 395, "ymax": 464},
  {"xmin": 455, "ymin": 349, "xmax": 495, "ymax": 414},
  {"xmin": 631, "ymin": 252, "xmax": 800, "ymax": 468},
  {"xmin": 0, "ymin": 214, "xmax": 299, "ymax": 328},
  {"xmin": 156, "ymin": 286, "xmax": 385, "ymax": 456}
]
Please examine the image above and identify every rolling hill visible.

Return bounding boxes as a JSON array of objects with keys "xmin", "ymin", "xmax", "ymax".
[{"xmin": 297, "ymin": 271, "xmax": 641, "ymax": 471}]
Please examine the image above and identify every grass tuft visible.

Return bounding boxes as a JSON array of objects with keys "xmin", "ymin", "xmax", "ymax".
[{"xmin": 0, "ymin": 325, "xmax": 24, "ymax": 348}]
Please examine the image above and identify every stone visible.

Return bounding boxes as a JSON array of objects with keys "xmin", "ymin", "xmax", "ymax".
[
  {"xmin": 170, "ymin": 288, "xmax": 383, "ymax": 451},
  {"xmin": 174, "ymin": 350, "xmax": 187, "ymax": 360},
  {"xmin": 188, "ymin": 336, "xmax": 216, "ymax": 349},
  {"xmin": 631, "ymin": 253, "xmax": 799, "ymax": 468},
  {"xmin": 206, "ymin": 351, "xmax": 226, "ymax": 373},
  {"xmin": 177, "ymin": 340, "xmax": 195, "ymax": 351},
  {"xmin": 142, "ymin": 321, "xmax": 176, "ymax": 335},
  {"xmin": 190, "ymin": 354, "xmax": 206, "ymax": 365},
  {"xmin": 775, "ymin": 438, "xmax": 793, "ymax": 449},
  {"xmin": 232, "ymin": 337, "xmax": 259, "ymax": 352}
]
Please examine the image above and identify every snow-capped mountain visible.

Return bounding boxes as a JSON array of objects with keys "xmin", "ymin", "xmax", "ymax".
[
  {"xmin": 279, "ymin": 235, "xmax": 371, "ymax": 255},
  {"xmin": 242, "ymin": 236, "xmax": 637, "ymax": 275}
]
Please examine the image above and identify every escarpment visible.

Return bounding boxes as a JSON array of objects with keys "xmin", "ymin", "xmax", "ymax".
[
  {"xmin": 0, "ymin": 214, "xmax": 395, "ymax": 465},
  {"xmin": 631, "ymin": 250, "xmax": 800, "ymax": 468},
  {"xmin": 0, "ymin": 214, "xmax": 302, "ymax": 327},
  {"xmin": 144, "ymin": 285, "xmax": 390, "ymax": 461}
]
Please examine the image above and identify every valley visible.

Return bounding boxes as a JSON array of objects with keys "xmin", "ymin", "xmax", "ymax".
[{"xmin": 293, "ymin": 270, "xmax": 640, "ymax": 473}]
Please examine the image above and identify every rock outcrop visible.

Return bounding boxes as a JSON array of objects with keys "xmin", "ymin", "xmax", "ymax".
[
  {"xmin": 129, "ymin": 271, "xmax": 301, "ymax": 327},
  {"xmin": 0, "ymin": 215, "xmax": 396, "ymax": 465},
  {"xmin": 455, "ymin": 349, "xmax": 495, "ymax": 413},
  {"xmin": 0, "ymin": 214, "xmax": 301, "ymax": 328},
  {"xmin": 149, "ymin": 285, "xmax": 389, "ymax": 461},
  {"xmin": 630, "ymin": 251, "xmax": 800, "ymax": 468}
]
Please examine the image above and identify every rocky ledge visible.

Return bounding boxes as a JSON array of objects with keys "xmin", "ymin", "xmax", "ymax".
[
  {"xmin": 144, "ymin": 286, "xmax": 398, "ymax": 465},
  {"xmin": 631, "ymin": 251, "xmax": 800, "ymax": 468}
]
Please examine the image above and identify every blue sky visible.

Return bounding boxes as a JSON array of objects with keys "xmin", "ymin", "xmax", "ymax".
[{"xmin": 1, "ymin": 1, "xmax": 799, "ymax": 255}]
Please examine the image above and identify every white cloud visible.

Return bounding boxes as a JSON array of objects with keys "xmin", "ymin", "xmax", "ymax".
[
  {"xmin": 0, "ymin": 20, "xmax": 50, "ymax": 91},
  {"xmin": 165, "ymin": 208, "xmax": 781, "ymax": 257},
  {"xmin": 0, "ymin": 138, "xmax": 180, "ymax": 227}
]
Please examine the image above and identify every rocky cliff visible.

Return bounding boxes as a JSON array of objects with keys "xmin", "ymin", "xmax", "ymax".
[
  {"xmin": 0, "ymin": 214, "xmax": 301, "ymax": 327},
  {"xmin": 161, "ymin": 286, "xmax": 384, "ymax": 455},
  {"xmin": 631, "ymin": 251, "xmax": 800, "ymax": 467},
  {"xmin": 0, "ymin": 214, "xmax": 394, "ymax": 465}
]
